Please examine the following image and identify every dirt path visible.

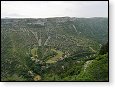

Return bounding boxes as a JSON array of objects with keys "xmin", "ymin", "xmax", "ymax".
[
  {"xmin": 72, "ymin": 24, "xmax": 77, "ymax": 33},
  {"xmin": 84, "ymin": 60, "xmax": 93, "ymax": 72}
]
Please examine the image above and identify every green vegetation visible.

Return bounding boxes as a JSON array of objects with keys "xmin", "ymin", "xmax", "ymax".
[
  {"xmin": 1, "ymin": 17, "xmax": 108, "ymax": 81},
  {"xmin": 76, "ymin": 53, "xmax": 108, "ymax": 81}
]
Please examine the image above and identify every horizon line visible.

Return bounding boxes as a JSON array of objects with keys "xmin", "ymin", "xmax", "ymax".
[{"xmin": 1, "ymin": 16, "xmax": 108, "ymax": 19}]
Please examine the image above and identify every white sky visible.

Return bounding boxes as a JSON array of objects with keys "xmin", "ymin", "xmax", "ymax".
[{"xmin": 1, "ymin": 1, "xmax": 108, "ymax": 18}]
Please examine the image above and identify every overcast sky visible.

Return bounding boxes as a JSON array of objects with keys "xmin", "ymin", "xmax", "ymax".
[{"xmin": 1, "ymin": 1, "xmax": 108, "ymax": 18}]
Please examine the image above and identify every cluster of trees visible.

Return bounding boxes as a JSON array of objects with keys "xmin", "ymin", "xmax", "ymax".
[{"xmin": 41, "ymin": 42, "xmax": 108, "ymax": 81}]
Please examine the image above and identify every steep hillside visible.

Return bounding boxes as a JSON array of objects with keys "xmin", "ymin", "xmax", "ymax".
[{"xmin": 1, "ymin": 17, "xmax": 108, "ymax": 81}]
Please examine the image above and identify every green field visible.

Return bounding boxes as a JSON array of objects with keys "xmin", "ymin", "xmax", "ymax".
[
  {"xmin": 46, "ymin": 49, "xmax": 64, "ymax": 63},
  {"xmin": 31, "ymin": 48, "xmax": 38, "ymax": 57}
]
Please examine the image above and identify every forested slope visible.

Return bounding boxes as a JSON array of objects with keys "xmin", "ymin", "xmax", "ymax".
[{"xmin": 1, "ymin": 17, "xmax": 108, "ymax": 81}]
